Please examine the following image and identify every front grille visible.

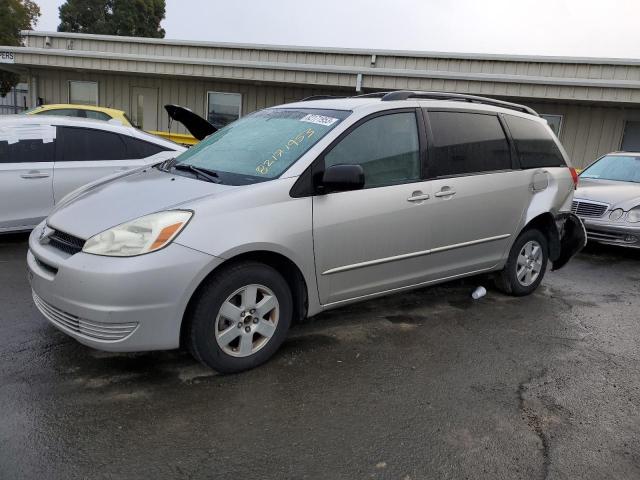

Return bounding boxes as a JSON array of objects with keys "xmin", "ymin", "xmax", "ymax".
[
  {"xmin": 571, "ymin": 200, "xmax": 609, "ymax": 218},
  {"xmin": 48, "ymin": 230, "xmax": 85, "ymax": 255},
  {"xmin": 33, "ymin": 292, "xmax": 138, "ymax": 342}
]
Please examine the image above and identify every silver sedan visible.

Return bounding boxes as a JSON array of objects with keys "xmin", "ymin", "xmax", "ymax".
[{"xmin": 574, "ymin": 152, "xmax": 640, "ymax": 248}]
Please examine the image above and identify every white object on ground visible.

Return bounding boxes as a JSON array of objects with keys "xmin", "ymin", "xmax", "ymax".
[{"xmin": 472, "ymin": 286, "xmax": 487, "ymax": 300}]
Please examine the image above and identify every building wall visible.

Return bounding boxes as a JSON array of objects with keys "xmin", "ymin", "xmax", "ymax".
[
  {"xmin": 30, "ymin": 68, "xmax": 349, "ymax": 135},
  {"xmin": 526, "ymin": 101, "xmax": 640, "ymax": 166},
  {"xmin": 19, "ymin": 31, "xmax": 640, "ymax": 105}
]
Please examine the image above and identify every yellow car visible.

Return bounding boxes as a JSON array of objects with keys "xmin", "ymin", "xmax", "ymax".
[{"xmin": 24, "ymin": 104, "xmax": 198, "ymax": 146}]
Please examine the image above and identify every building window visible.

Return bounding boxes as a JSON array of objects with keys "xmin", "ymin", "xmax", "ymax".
[
  {"xmin": 540, "ymin": 114, "xmax": 563, "ymax": 138},
  {"xmin": 207, "ymin": 92, "xmax": 241, "ymax": 129},
  {"xmin": 69, "ymin": 81, "xmax": 98, "ymax": 106},
  {"xmin": 621, "ymin": 121, "xmax": 640, "ymax": 152}
]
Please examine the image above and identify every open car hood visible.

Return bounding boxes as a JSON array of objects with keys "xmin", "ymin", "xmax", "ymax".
[{"xmin": 165, "ymin": 104, "xmax": 217, "ymax": 140}]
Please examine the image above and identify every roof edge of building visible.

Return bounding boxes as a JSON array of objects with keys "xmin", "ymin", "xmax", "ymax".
[{"xmin": 21, "ymin": 30, "xmax": 640, "ymax": 67}]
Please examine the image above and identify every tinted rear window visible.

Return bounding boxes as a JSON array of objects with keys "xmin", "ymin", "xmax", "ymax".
[
  {"xmin": 57, "ymin": 126, "xmax": 128, "ymax": 161},
  {"xmin": 428, "ymin": 111, "xmax": 511, "ymax": 177},
  {"xmin": 504, "ymin": 115, "xmax": 566, "ymax": 169}
]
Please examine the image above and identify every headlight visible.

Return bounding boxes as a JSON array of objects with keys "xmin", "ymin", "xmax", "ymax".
[
  {"xmin": 609, "ymin": 208, "xmax": 624, "ymax": 221},
  {"xmin": 82, "ymin": 210, "xmax": 193, "ymax": 257},
  {"xmin": 627, "ymin": 206, "xmax": 640, "ymax": 223}
]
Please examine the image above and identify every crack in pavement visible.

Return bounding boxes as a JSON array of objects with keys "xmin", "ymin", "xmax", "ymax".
[{"xmin": 518, "ymin": 368, "xmax": 551, "ymax": 480}]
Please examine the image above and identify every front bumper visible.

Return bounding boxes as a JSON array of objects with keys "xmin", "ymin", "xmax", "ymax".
[
  {"xmin": 28, "ymin": 224, "xmax": 223, "ymax": 352},
  {"xmin": 581, "ymin": 218, "xmax": 640, "ymax": 249}
]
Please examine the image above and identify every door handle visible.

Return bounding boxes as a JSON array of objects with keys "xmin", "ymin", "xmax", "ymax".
[
  {"xmin": 20, "ymin": 171, "xmax": 50, "ymax": 179},
  {"xmin": 407, "ymin": 192, "xmax": 430, "ymax": 203},
  {"xmin": 434, "ymin": 188, "xmax": 456, "ymax": 198},
  {"xmin": 115, "ymin": 167, "xmax": 130, "ymax": 171}
]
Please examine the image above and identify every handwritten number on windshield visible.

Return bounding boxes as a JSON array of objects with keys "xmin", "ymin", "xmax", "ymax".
[{"xmin": 256, "ymin": 128, "xmax": 315, "ymax": 175}]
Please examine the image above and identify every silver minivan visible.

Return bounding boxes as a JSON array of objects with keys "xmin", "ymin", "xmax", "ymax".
[{"xmin": 28, "ymin": 92, "xmax": 586, "ymax": 373}]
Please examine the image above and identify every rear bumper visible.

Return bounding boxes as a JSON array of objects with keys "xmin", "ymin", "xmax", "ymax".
[
  {"xmin": 550, "ymin": 212, "xmax": 587, "ymax": 270},
  {"xmin": 581, "ymin": 218, "xmax": 640, "ymax": 248}
]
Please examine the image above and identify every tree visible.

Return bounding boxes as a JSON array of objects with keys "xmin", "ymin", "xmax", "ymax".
[
  {"xmin": 57, "ymin": 0, "xmax": 111, "ymax": 35},
  {"xmin": 0, "ymin": 0, "xmax": 40, "ymax": 96},
  {"xmin": 58, "ymin": 0, "xmax": 165, "ymax": 38}
]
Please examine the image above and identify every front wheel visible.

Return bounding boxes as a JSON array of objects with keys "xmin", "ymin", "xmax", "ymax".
[
  {"xmin": 186, "ymin": 262, "xmax": 293, "ymax": 373},
  {"xmin": 495, "ymin": 229, "xmax": 548, "ymax": 296}
]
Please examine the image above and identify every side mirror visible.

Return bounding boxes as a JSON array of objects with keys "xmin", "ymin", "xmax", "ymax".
[{"xmin": 321, "ymin": 164, "xmax": 365, "ymax": 193}]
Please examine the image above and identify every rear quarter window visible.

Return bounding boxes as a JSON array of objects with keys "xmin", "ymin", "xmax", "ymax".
[
  {"xmin": 504, "ymin": 115, "xmax": 566, "ymax": 169},
  {"xmin": 123, "ymin": 136, "xmax": 169, "ymax": 159}
]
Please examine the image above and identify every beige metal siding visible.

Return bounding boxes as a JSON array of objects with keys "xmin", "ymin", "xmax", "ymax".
[
  {"xmin": 12, "ymin": 31, "xmax": 640, "ymax": 104},
  {"xmin": 525, "ymin": 102, "xmax": 639, "ymax": 167},
  {"xmin": 30, "ymin": 69, "xmax": 348, "ymax": 134}
]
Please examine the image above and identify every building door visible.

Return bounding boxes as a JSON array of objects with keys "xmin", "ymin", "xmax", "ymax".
[
  {"xmin": 130, "ymin": 87, "xmax": 159, "ymax": 130},
  {"xmin": 621, "ymin": 121, "xmax": 640, "ymax": 152}
]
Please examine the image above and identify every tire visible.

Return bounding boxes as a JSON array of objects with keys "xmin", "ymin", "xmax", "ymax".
[
  {"xmin": 186, "ymin": 261, "xmax": 293, "ymax": 373},
  {"xmin": 495, "ymin": 229, "xmax": 548, "ymax": 297}
]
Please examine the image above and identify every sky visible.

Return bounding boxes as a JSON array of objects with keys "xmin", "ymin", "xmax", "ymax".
[{"xmin": 35, "ymin": 0, "xmax": 640, "ymax": 59}]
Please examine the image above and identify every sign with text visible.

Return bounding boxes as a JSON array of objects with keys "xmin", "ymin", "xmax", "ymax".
[{"xmin": 0, "ymin": 52, "xmax": 16, "ymax": 64}]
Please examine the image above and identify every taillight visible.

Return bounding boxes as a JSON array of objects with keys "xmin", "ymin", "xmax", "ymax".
[{"xmin": 569, "ymin": 167, "xmax": 579, "ymax": 189}]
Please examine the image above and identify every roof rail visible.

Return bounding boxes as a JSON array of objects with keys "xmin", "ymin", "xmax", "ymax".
[
  {"xmin": 379, "ymin": 90, "xmax": 539, "ymax": 116},
  {"xmin": 300, "ymin": 95, "xmax": 346, "ymax": 101}
]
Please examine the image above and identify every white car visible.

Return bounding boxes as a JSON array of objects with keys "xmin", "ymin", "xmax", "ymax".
[{"xmin": 0, "ymin": 115, "xmax": 184, "ymax": 233}]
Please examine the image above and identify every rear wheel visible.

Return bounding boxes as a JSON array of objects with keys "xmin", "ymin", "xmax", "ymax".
[
  {"xmin": 186, "ymin": 262, "xmax": 292, "ymax": 373},
  {"xmin": 495, "ymin": 229, "xmax": 548, "ymax": 296}
]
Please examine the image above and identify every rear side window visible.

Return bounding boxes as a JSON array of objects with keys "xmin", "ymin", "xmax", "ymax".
[
  {"xmin": 57, "ymin": 126, "xmax": 128, "ymax": 161},
  {"xmin": 84, "ymin": 110, "xmax": 112, "ymax": 121},
  {"xmin": 428, "ymin": 111, "xmax": 511, "ymax": 177},
  {"xmin": 35, "ymin": 109, "xmax": 82, "ymax": 118},
  {"xmin": 504, "ymin": 115, "xmax": 566, "ymax": 169},
  {"xmin": 0, "ymin": 139, "xmax": 55, "ymax": 163},
  {"xmin": 123, "ymin": 136, "xmax": 169, "ymax": 159}
]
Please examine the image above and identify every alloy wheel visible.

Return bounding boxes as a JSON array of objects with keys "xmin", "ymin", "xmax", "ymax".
[
  {"xmin": 214, "ymin": 284, "xmax": 280, "ymax": 357},
  {"xmin": 516, "ymin": 240, "xmax": 543, "ymax": 287}
]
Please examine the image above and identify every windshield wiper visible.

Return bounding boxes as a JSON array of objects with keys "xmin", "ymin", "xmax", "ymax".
[
  {"xmin": 173, "ymin": 164, "xmax": 222, "ymax": 183},
  {"xmin": 156, "ymin": 157, "xmax": 177, "ymax": 172}
]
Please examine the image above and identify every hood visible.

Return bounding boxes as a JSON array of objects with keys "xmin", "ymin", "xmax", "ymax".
[
  {"xmin": 575, "ymin": 178, "xmax": 640, "ymax": 210},
  {"xmin": 47, "ymin": 168, "xmax": 234, "ymax": 239},
  {"xmin": 165, "ymin": 104, "xmax": 217, "ymax": 140}
]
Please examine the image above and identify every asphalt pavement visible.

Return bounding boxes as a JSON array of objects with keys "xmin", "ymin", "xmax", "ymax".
[{"xmin": 1, "ymin": 233, "xmax": 639, "ymax": 480}]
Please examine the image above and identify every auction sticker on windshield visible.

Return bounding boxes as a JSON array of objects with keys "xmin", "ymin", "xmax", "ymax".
[{"xmin": 300, "ymin": 114, "xmax": 338, "ymax": 126}]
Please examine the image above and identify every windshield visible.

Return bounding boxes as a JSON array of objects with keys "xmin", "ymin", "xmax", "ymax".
[
  {"xmin": 580, "ymin": 155, "xmax": 640, "ymax": 183},
  {"xmin": 172, "ymin": 108, "xmax": 349, "ymax": 185}
]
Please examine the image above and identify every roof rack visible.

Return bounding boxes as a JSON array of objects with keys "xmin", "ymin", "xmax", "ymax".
[
  {"xmin": 376, "ymin": 90, "xmax": 539, "ymax": 116},
  {"xmin": 300, "ymin": 95, "xmax": 347, "ymax": 101}
]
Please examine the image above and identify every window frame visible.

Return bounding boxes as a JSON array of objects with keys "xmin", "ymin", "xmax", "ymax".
[
  {"xmin": 293, "ymin": 108, "xmax": 427, "ymax": 196},
  {"xmin": 422, "ymin": 108, "xmax": 518, "ymax": 180},
  {"xmin": 205, "ymin": 91, "xmax": 243, "ymax": 128},
  {"xmin": 68, "ymin": 80, "xmax": 99, "ymax": 106}
]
